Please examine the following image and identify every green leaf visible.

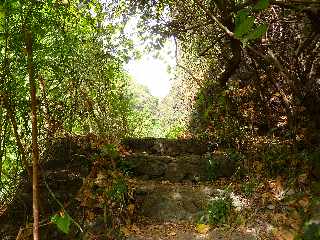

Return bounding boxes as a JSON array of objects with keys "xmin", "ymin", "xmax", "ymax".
[
  {"xmin": 253, "ymin": 0, "xmax": 269, "ymax": 11},
  {"xmin": 51, "ymin": 213, "xmax": 72, "ymax": 234},
  {"xmin": 234, "ymin": 16, "xmax": 255, "ymax": 39},
  {"xmin": 246, "ymin": 23, "xmax": 268, "ymax": 40},
  {"xmin": 0, "ymin": 5, "xmax": 4, "ymax": 19},
  {"xmin": 235, "ymin": 9, "xmax": 250, "ymax": 27}
]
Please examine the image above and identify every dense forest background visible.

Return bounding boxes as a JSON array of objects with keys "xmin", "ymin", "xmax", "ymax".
[{"xmin": 0, "ymin": 0, "xmax": 319, "ymax": 239}]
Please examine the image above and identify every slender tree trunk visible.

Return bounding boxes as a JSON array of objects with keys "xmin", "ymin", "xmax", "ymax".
[{"xmin": 25, "ymin": 30, "xmax": 40, "ymax": 240}]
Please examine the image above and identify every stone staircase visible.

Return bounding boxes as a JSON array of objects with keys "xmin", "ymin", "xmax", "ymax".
[{"xmin": 120, "ymin": 138, "xmax": 254, "ymax": 240}]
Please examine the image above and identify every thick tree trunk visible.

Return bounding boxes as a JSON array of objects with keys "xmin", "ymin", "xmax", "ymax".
[{"xmin": 25, "ymin": 30, "xmax": 40, "ymax": 240}]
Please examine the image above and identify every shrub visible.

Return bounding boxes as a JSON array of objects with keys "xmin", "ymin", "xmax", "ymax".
[{"xmin": 207, "ymin": 197, "xmax": 232, "ymax": 225}]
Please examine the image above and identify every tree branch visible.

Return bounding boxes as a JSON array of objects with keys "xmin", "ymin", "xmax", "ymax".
[{"xmin": 193, "ymin": 0, "xmax": 234, "ymax": 38}]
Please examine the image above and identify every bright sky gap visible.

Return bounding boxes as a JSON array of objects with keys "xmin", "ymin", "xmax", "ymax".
[{"xmin": 124, "ymin": 18, "xmax": 176, "ymax": 98}]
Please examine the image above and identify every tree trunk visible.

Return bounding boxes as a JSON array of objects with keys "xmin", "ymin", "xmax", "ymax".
[{"xmin": 25, "ymin": 30, "xmax": 40, "ymax": 240}]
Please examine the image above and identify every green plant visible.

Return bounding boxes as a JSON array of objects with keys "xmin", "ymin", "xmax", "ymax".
[
  {"xmin": 101, "ymin": 144, "xmax": 119, "ymax": 159},
  {"xmin": 207, "ymin": 197, "xmax": 232, "ymax": 225},
  {"xmin": 107, "ymin": 177, "xmax": 128, "ymax": 205},
  {"xmin": 234, "ymin": 0, "xmax": 269, "ymax": 46},
  {"xmin": 51, "ymin": 212, "xmax": 72, "ymax": 234},
  {"xmin": 117, "ymin": 158, "xmax": 134, "ymax": 176},
  {"xmin": 165, "ymin": 125, "xmax": 186, "ymax": 139},
  {"xmin": 206, "ymin": 154, "xmax": 219, "ymax": 180},
  {"xmin": 226, "ymin": 148, "xmax": 244, "ymax": 162}
]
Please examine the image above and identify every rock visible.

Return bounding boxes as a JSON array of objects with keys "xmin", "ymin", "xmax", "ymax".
[
  {"xmin": 122, "ymin": 138, "xmax": 209, "ymax": 156},
  {"xmin": 164, "ymin": 155, "xmax": 208, "ymax": 181},
  {"xmin": 123, "ymin": 152, "xmax": 237, "ymax": 181},
  {"xmin": 123, "ymin": 154, "xmax": 208, "ymax": 181},
  {"xmin": 126, "ymin": 155, "xmax": 169, "ymax": 178},
  {"xmin": 134, "ymin": 181, "xmax": 216, "ymax": 222},
  {"xmin": 206, "ymin": 152, "xmax": 236, "ymax": 179}
]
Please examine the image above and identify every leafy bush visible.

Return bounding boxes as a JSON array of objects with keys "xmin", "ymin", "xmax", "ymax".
[
  {"xmin": 206, "ymin": 154, "xmax": 219, "ymax": 180},
  {"xmin": 117, "ymin": 158, "xmax": 134, "ymax": 176},
  {"xmin": 207, "ymin": 197, "xmax": 232, "ymax": 225},
  {"xmin": 51, "ymin": 212, "xmax": 72, "ymax": 234}
]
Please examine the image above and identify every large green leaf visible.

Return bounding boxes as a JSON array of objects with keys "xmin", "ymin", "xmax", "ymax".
[
  {"xmin": 246, "ymin": 24, "xmax": 268, "ymax": 40},
  {"xmin": 51, "ymin": 213, "xmax": 72, "ymax": 234},
  {"xmin": 253, "ymin": 0, "xmax": 269, "ymax": 11},
  {"xmin": 234, "ymin": 15, "xmax": 255, "ymax": 38},
  {"xmin": 235, "ymin": 9, "xmax": 250, "ymax": 27}
]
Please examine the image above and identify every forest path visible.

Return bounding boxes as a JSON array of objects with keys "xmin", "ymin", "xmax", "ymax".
[
  {"xmin": 123, "ymin": 179, "xmax": 258, "ymax": 240},
  {"xmin": 120, "ymin": 138, "xmax": 298, "ymax": 240},
  {"xmin": 0, "ymin": 137, "xmax": 312, "ymax": 240}
]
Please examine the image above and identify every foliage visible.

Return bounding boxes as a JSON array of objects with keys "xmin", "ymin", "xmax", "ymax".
[
  {"xmin": 261, "ymin": 144, "xmax": 290, "ymax": 176},
  {"xmin": 205, "ymin": 153, "xmax": 219, "ymax": 180},
  {"xmin": 51, "ymin": 212, "xmax": 72, "ymax": 234},
  {"xmin": 101, "ymin": 144, "xmax": 119, "ymax": 159},
  {"xmin": 78, "ymin": 151, "xmax": 135, "ymax": 233},
  {"xmin": 165, "ymin": 124, "xmax": 187, "ymax": 139},
  {"xmin": 117, "ymin": 158, "xmax": 134, "ymax": 176},
  {"xmin": 126, "ymin": 0, "xmax": 320, "ymax": 152},
  {"xmin": 127, "ymin": 81, "xmax": 163, "ymax": 137},
  {"xmin": 206, "ymin": 197, "xmax": 232, "ymax": 225},
  {"xmin": 226, "ymin": 148, "xmax": 245, "ymax": 162},
  {"xmin": 1, "ymin": 0, "xmax": 320, "ymax": 237},
  {"xmin": 0, "ymin": 0, "xmax": 143, "ymax": 206},
  {"xmin": 107, "ymin": 177, "xmax": 128, "ymax": 205},
  {"xmin": 234, "ymin": 0, "xmax": 269, "ymax": 45}
]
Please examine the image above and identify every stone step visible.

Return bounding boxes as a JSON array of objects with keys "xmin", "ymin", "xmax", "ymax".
[
  {"xmin": 126, "ymin": 221, "xmax": 255, "ymax": 240},
  {"xmin": 120, "ymin": 153, "xmax": 236, "ymax": 182},
  {"xmin": 122, "ymin": 138, "xmax": 212, "ymax": 156},
  {"xmin": 126, "ymin": 180, "xmax": 255, "ymax": 240},
  {"xmin": 133, "ymin": 180, "xmax": 217, "ymax": 223}
]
